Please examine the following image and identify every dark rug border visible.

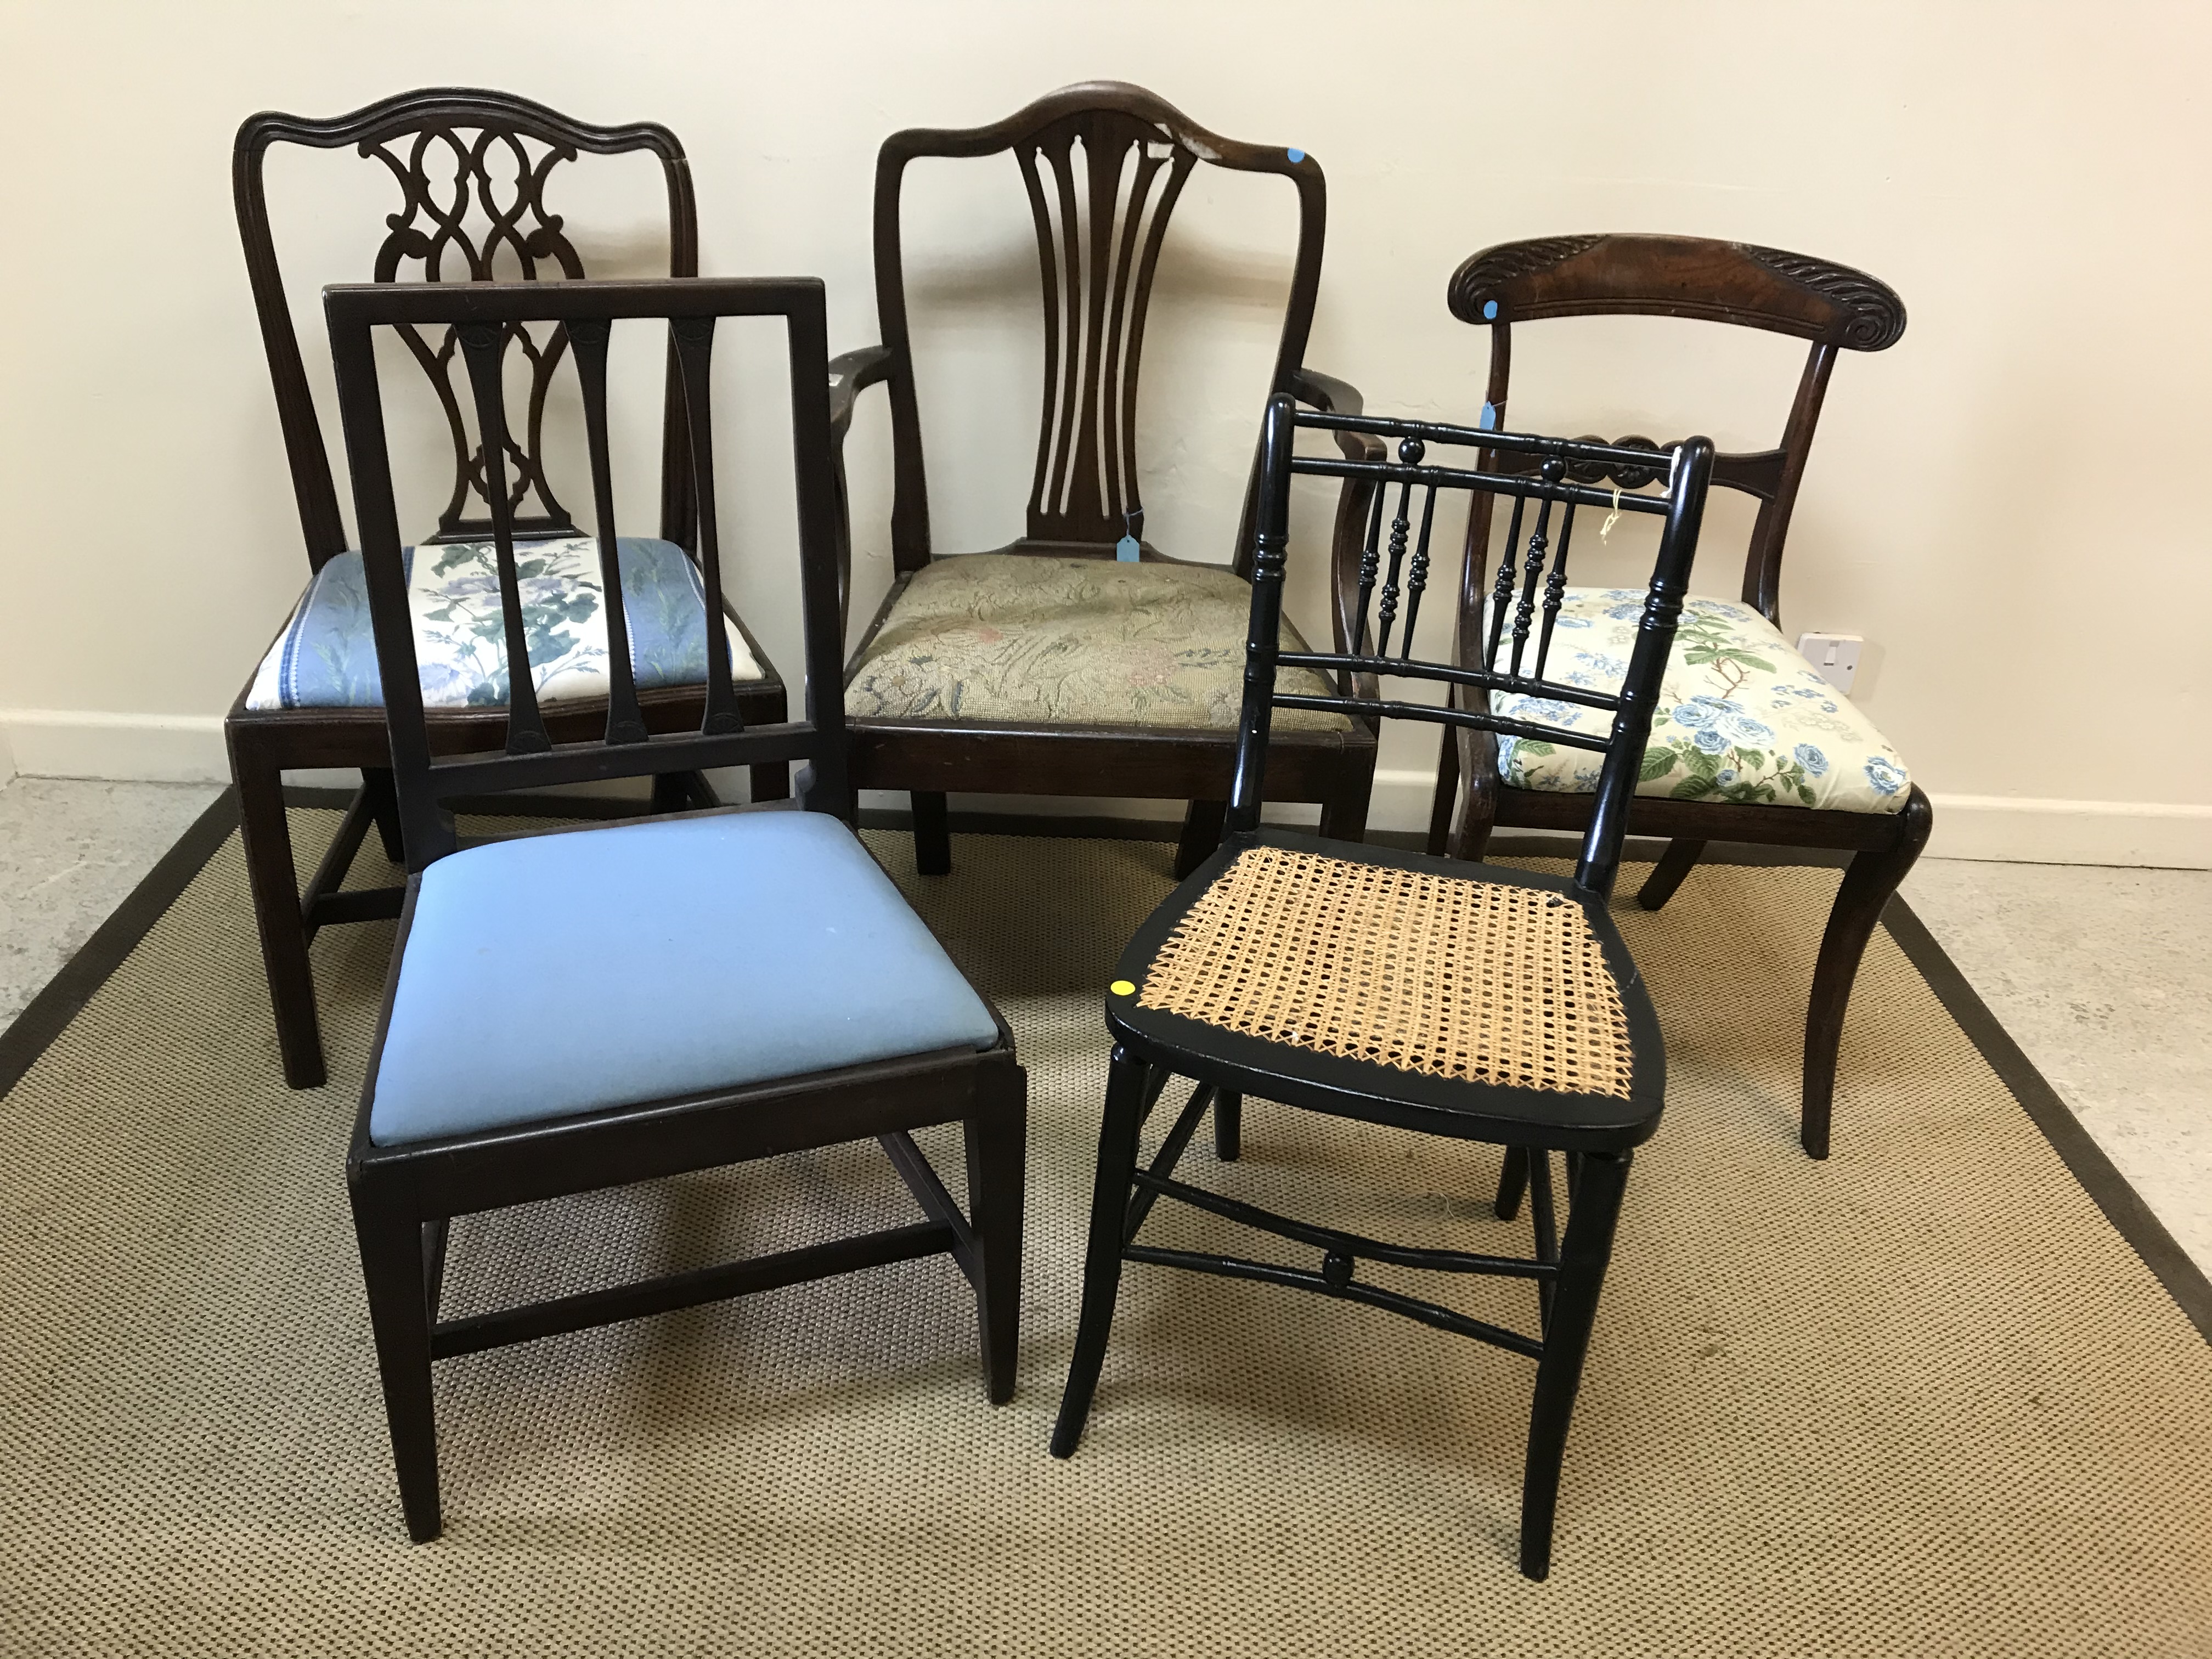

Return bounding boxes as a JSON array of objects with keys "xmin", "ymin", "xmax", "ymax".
[
  {"xmin": 2, "ymin": 792, "xmax": 2204, "ymax": 1341},
  {"xmin": 0, "ymin": 786, "xmax": 242, "ymax": 1101}
]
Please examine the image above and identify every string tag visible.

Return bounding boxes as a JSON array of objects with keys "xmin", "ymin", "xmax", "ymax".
[
  {"xmin": 1600, "ymin": 485, "xmax": 1622, "ymax": 544},
  {"xmin": 1116, "ymin": 507, "xmax": 1143, "ymax": 562}
]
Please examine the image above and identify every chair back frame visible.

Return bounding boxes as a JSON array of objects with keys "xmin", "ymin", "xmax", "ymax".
[
  {"xmin": 237, "ymin": 87, "xmax": 702, "ymax": 568},
  {"xmin": 1443, "ymin": 232, "xmax": 1904, "ymax": 627},
  {"xmin": 324, "ymin": 277, "xmax": 844, "ymax": 869},
  {"xmin": 1229, "ymin": 395, "xmax": 1715, "ymax": 896},
  {"xmin": 870, "ymin": 81, "xmax": 1327, "ymax": 575}
]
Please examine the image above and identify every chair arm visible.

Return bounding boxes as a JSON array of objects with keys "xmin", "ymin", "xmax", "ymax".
[
  {"xmin": 1292, "ymin": 366, "xmax": 1362, "ymax": 417},
  {"xmin": 1295, "ymin": 367, "xmax": 1384, "ymax": 467},
  {"xmin": 825, "ymin": 345, "xmax": 893, "ymax": 647},
  {"xmin": 829, "ymin": 345, "xmax": 893, "ymax": 444}
]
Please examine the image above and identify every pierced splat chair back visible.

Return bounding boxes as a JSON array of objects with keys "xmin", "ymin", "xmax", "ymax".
[
  {"xmin": 1229, "ymin": 396, "xmax": 1716, "ymax": 896},
  {"xmin": 236, "ymin": 88, "xmax": 701, "ymax": 568},
  {"xmin": 324, "ymin": 278, "xmax": 843, "ymax": 870},
  {"xmin": 872, "ymin": 81, "xmax": 1327, "ymax": 570},
  {"xmin": 1444, "ymin": 233, "xmax": 1905, "ymax": 627}
]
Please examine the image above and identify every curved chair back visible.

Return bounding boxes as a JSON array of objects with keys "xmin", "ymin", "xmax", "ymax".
[
  {"xmin": 1444, "ymin": 233, "xmax": 1904, "ymax": 624},
  {"xmin": 236, "ymin": 88, "xmax": 701, "ymax": 567},
  {"xmin": 324, "ymin": 278, "xmax": 843, "ymax": 868},
  {"xmin": 871, "ymin": 81, "xmax": 1328, "ymax": 573},
  {"xmin": 1229, "ymin": 394, "xmax": 1716, "ymax": 896}
]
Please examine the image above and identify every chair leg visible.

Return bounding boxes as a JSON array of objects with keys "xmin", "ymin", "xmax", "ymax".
[
  {"xmin": 912, "ymin": 791, "xmax": 951, "ymax": 876},
  {"xmin": 963, "ymin": 1069, "xmax": 1028, "ymax": 1405},
  {"xmin": 1801, "ymin": 788, "xmax": 1934, "ymax": 1159},
  {"xmin": 1317, "ymin": 764, "xmax": 1374, "ymax": 848},
  {"xmin": 1635, "ymin": 837, "xmax": 1706, "ymax": 911},
  {"xmin": 1426, "ymin": 724, "xmax": 1459, "ymax": 857},
  {"xmin": 1518, "ymin": 1148, "xmax": 1632, "ymax": 1582},
  {"xmin": 350, "ymin": 1197, "xmax": 444, "ymax": 1543},
  {"xmin": 363, "ymin": 767, "xmax": 406, "ymax": 864},
  {"xmin": 229, "ymin": 729, "xmax": 327, "ymax": 1090},
  {"xmin": 1494, "ymin": 1146, "xmax": 1530, "ymax": 1220},
  {"xmin": 749, "ymin": 761, "xmax": 791, "ymax": 803},
  {"xmin": 1212, "ymin": 1091, "xmax": 1242, "ymax": 1163},
  {"xmin": 1050, "ymin": 1045, "xmax": 1151, "ymax": 1458},
  {"xmin": 1175, "ymin": 800, "xmax": 1227, "ymax": 880}
]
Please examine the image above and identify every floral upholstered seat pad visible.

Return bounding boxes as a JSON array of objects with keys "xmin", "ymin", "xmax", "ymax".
[
  {"xmin": 1489, "ymin": 589, "xmax": 1910, "ymax": 814},
  {"xmin": 244, "ymin": 536, "xmax": 763, "ymax": 712},
  {"xmin": 844, "ymin": 554, "xmax": 1350, "ymax": 731}
]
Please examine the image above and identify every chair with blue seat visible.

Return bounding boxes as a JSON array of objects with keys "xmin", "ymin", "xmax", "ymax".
[
  {"xmin": 327, "ymin": 273, "xmax": 1024, "ymax": 1543},
  {"xmin": 1426, "ymin": 234, "xmax": 1934, "ymax": 1158},
  {"xmin": 230, "ymin": 87, "xmax": 791, "ymax": 1090},
  {"xmin": 1051, "ymin": 392, "xmax": 1716, "ymax": 1579}
]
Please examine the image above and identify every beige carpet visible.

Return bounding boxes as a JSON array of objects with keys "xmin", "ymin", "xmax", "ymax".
[{"xmin": 2, "ymin": 814, "xmax": 2208, "ymax": 1656}]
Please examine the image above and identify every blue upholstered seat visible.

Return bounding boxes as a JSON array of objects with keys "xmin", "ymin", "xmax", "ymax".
[{"xmin": 368, "ymin": 812, "xmax": 1000, "ymax": 1147}]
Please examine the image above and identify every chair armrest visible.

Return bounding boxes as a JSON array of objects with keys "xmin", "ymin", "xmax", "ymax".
[
  {"xmin": 829, "ymin": 345, "xmax": 893, "ymax": 444},
  {"xmin": 1295, "ymin": 368, "xmax": 1384, "ymax": 466},
  {"xmin": 825, "ymin": 345, "xmax": 894, "ymax": 648},
  {"xmin": 1292, "ymin": 366, "xmax": 1362, "ymax": 417}
]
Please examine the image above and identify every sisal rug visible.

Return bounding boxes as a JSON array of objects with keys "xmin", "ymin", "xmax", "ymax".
[{"xmin": 1, "ymin": 808, "xmax": 2207, "ymax": 1656}]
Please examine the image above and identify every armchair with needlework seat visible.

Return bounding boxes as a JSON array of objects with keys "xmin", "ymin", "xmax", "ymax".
[
  {"xmin": 1426, "ymin": 234, "xmax": 1933, "ymax": 1159},
  {"xmin": 229, "ymin": 87, "xmax": 790, "ymax": 1090},
  {"xmin": 830, "ymin": 82, "xmax": 1380, "ymax": 880}
]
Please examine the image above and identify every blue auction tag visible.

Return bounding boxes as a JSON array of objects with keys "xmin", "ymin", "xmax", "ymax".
[{"xmin": 1117, "ymin": 507, "xmax": 1143, "ymax": 562}]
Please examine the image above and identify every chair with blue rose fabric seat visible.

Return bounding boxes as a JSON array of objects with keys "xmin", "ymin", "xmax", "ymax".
[
  {"xmin": 1426, "ymin": 234, "xmax": 1932, "ymax": 1159},
  {"xmin": 1051, "ymin": 393, "xmax": 1717, "ymax": 1580},
  {"xmin": 230, "ymin": 88, "xmax": 789, "ymax": 1089},
  {"xmin": 329, "ymin": 273, "xmax": 1024, "ymax": 1542}
]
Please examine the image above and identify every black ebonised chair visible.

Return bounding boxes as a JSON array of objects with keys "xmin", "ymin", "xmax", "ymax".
[
  {"xmin": 327, "ymin": 274, "xmax": 1025, "ymax": 1543},
  {"xmin": 1051, "ymin": 393, "xmax": 1716, "ymax": 1581}
]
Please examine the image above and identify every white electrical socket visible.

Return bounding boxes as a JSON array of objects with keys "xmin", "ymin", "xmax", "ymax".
[{"xmin": 1795, "ymin": 632, "xmax": 1863, "ymax": 696}]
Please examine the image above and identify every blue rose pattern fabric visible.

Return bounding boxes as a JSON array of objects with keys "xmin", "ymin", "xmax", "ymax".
[
  {"xmin": 245, "ymin": 536, "xmax": 763, "ymax": 712},
  {"xmin": 1489, "ymin": 589, "xmax": 1911, "ymax": 814}
]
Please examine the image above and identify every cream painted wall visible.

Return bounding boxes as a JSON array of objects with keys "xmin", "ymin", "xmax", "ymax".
[{"xmin": 1, "ymin": 0, "xmax": 2207, "ymax": 862}]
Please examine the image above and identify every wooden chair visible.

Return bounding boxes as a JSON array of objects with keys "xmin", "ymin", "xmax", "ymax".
[
  {"xmin": 329, "ymin": 274, "xmax": 1024, "ymax": 1543},
  {"xmin": 1052, "ymin": 392, "xmax": 1718, "ymax": 1581},
  {"xmin": 1426, "ymin": 234, "xmax": 1933, "ymax": 1158},
  {"xmin": 230, "ymin": 87, "xmax": 790, "ymax": 1089},
  {"xmin": 829, "ymin": 82, "xmax": 1379, "ymax": 880}
]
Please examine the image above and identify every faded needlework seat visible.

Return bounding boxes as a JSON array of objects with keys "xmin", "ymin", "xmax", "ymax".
[{"xmin": 844, "ymin": 553, "xmax": 1348, "ymax": 732}]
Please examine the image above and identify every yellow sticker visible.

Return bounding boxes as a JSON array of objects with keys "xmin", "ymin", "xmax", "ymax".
[{"xmin": 1109, "ymin": 979, "xmax": 1136, "ymax": 996}]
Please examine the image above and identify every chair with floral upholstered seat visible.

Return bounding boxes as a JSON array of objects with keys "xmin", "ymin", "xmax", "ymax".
[
  {"xmin": 1426, "ymin": 233, "xmax": 1932, "ymax": 1158},
  {"xmin": 830, "ymin": 82, "xmax": 1379, "ymax": 880},
  {"xmin": 231, "ymin": 88, "xmax": 788, "ymax": 1087}
]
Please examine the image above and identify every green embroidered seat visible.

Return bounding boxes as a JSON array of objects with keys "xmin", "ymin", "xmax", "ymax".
[{"xmin": 844, "ymin": 554, "xmax": 1350, "ymax": 732}]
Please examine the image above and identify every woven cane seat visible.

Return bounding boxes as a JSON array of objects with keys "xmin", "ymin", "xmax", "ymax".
[{"xmin": 1109, "ymin": 831, "xmax": 1663, "ymax": 1144}]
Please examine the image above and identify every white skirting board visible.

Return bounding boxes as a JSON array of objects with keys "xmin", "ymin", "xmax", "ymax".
[{"xmin": 3, "ymin": 713, "xmax": 2208, "ymax": 870}]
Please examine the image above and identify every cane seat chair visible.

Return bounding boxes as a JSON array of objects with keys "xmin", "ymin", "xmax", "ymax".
[
  {"xmin": 1052, "ymin": 393, "xmax": 1717, "ymax": 1580},
  {"xmin": 230, "ymin": 88, "xmax": 789, "ymax": 1089},
  {"xmin": 327, "ymin": 275, "xmax": 1024, "ymax": 1542},
  {"xmin": 830, "ymin": 82, "xmax": 1378, "ymax": 881},
  {"xmin": 1425, "ymin": 234, "xmax": 1932, "ymax": 1157}
]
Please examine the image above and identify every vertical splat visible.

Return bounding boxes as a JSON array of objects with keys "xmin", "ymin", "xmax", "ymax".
[
  {"xmin": 1014, "ymin": 112, "xmax": 1196, "ymax": 546},
  {"xmin": 365, "ymin": 123, "xmax": 588, "ymax": 543}
]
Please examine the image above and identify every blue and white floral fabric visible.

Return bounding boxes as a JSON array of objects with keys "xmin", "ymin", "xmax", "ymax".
[
  {"xmin": 1488, "ymin": 589, "xmax": 1910, "ymax": 814},
  {"xmin": 245, "ymin": 536, "xmax": 763, "ymax": 712}
]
